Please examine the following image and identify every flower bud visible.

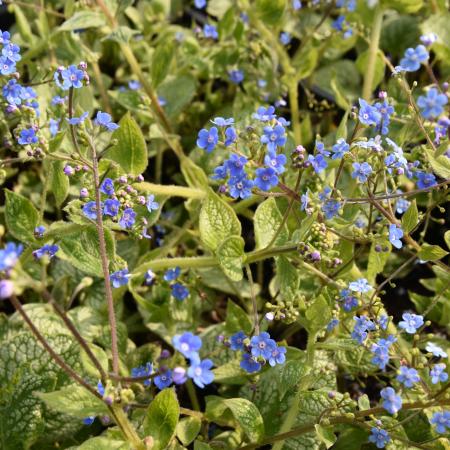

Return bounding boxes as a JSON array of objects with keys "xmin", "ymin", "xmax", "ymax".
[{"xmin": 0, "ymin": 280, "xmax": 14, "ymax": 299}]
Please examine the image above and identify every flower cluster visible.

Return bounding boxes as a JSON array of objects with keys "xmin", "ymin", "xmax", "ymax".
[{"xmin": 226, "ymin": 331, "xmax": 286, "ymax": 373}]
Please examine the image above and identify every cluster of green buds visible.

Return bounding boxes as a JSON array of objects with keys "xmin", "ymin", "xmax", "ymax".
[{"xmin": 265, "ymin": 294, "xmax": 306, "ymax": 324}]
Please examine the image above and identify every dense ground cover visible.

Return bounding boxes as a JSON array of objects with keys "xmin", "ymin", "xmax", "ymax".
[{"xmin": 0, "ymin": 0, "xmax": 450, "ymax": 449}]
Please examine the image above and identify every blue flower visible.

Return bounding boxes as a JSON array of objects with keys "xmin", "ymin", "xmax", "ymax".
[
  {"xmin": 164, "ymin": 267, "xmax": 181, "ymax": 282},
  {"xmin": 211, "ymin": 117, "xmax": 234, "ymax": 127},
  {"xmin": 110, "ymin": 268, "xmax": 130, "ymax": 288},
  {"xmin": 349, "ymin": 278, "xmax": 372, "ymax": 293},
  {"xmin": 368, "ymin": 428, "xmax": 390, "ymax": 449},
  {"xmin": 82, "ymin": 416, "xmax": 95, "ymax": 426},
  {"xmin": 352, "ymin": 162, "xmax": 372, "ymax": 183},
  {"xmin": 225, "ymin": 154, "xmax": 247, "ymax": 177},
  {"xmin": 267, "ymin": 345, "xmax": 287, "ymax": 366},
  {"xmin": 0, "ymin": 56, "xmax": 16, "ymax": 75},
  {"xmin": 240, "ymin": 353, "xmax": 261, "ymax": 373},
  {"xmin": 94, "ymin": 111, "xmax": 119, "ymax": 131},
  {"xmin": 172, "ymin": 367, "xmax": 187, "ymax": 384},
  {"xmin": 119, "ymin": 208, "xmax": 136, "ymax": 229},
  {"xmin": 430, "ymin": 363, "xmax": 448, "ymax": 384},
  {"xmin": 128, "ymin": 80, "xmax": 141, "ymax": 90},
  {"xmin": 378, "ymin": 314, "xmax": 389, "ymax": 330},
  {"xmin": 103, "ymin": 199, "xmax": 120, "ymax": 217},
  {"xmin": 358, "ymin": 99, "xmax": 381, "ymax": 126},
  {"xmin": 146, "ymin": 194, "xmax": 159, "ymax": 212},
  {"xmin": 420, "ymin": 33, "xmax": 438, "ymax": 46},
  {"xmin": 395, "ymin": 196, "xmax": 410, "ymax": 214},
  {"xmin": 398, "ymin": 45, "xmax": 429, "ymax": 72},
  {"xmin": 67, "ymin": 112, "xmax": 88, "ymax": 125},
  {"xmin": 430, "ymin": 411, "xmax": 450, "ymax": 433},
  {"xmin": 224, "ymin": 127, "xmax": 237, "ymax": 146},
  {"xmin": 338, "ymin": 289, "xmax": 358, "ymax": 312},
  {"xmin": 131, "ymin": 362, "xmax": 153, "ymax": 386},
  {"xmin": 264, "ymin": 149, "xmax": 287, "ymax": 174},
  {"xmin": 51, "ymin": 95, "xmax": 67, "ymax": 106},
  {"xmin": 2, "ymin": 79, "xmax": 23, "ymax": 105},
  {"xmin": 145, "ymin": 269, "xmax": 156, "ymax": 285},
  {"xmin": 322, "ymin": 198, "xmax": 341, "ymax": 220},
  {"xmin": 34, "ymin": 226, "xmax": 46, "ymax": 238},
  {"xmin": 18, "ymin": 128, "xmax": 38, "ymax": 145},
  {"xmin": 0, "ymin": 30, "xmax": 11, "ymax": 45},
  {"xmin": 308, "ymin": 154, "xmax": 328, "ymax": 174},
  {"xmin": 229, "ymin": 69, "xmax": 244, "ymax": 84},
  {"xmin": 171, "ymin": 283, "xmax": 189, "ymax": 301},
  {"xmin": 415, "ymin": 171, "xmax": 436, "ymax": 189},
  {"xmin": 228, "ymin": 174, "xmax": 253, "ymax": 199},
  {"xmin": 154, "ymin": 369, "xmax": 172, "ymax": 390},
  {"xmin": 253, "ymin": 106, "xmax": 276, "ymax": 122},
  {"xmin": 173, "ymin": 332, "xmax": 202, "ymax": 359},
  {"xmin": 212, "ymin": 164, "xmax": 228, "ymax": 180},
  {"xmin": 397, "ymin": 366, "xmax": 420, "ymax": 388},
  {"xmin": 230, "ymin": 331, "xmax": 247, "ymax": 351},
  {"xmin": 195, "ymin": 0, "xmax": 207, "ymax": 8},
  {"xmin": 280, "ymin": 32, "xmax": 291, "ymax": 45},
  {"xmin": 331, "ymin": 138, "xmax": 349, "ymax": 159},
  {"xmin": 250, "ymin": 332, "xmax": 276, "ymax": 359},
  {"xmin": 417, "ymin": 88, "xmax": 448, "ymax": 119},
  {"xmin": 380, "ymin": 387, "xmax": 402, "ymax": 414},
  {"xmin": 2, "ymin": 43, "xmax": 21, "ymax": 62},
  {"xmin": 399, "ymin": 313, "xmax": 424, "ymax": 334},
  {"xmin": 187, "ymin": 358, "xmax": 214, "ymax": 388},
  {"xmin": 371, "ymin": 336, "xmax": 396, "ymax": 370},
  {"xmin": 351, "ymin": 315, "xmax": 376, "ymax": 344},
  {"xmin": 389, "ymin": 224, "xmax": 403, "ymax": 249},
  {"xmin": 375, "ymin": 99, "xmax": 394, "ymax": 135},
  {"xmin": 292, "ymin": 0, "xmax": 302, "ymax": 10},
  {"xmin": 100, "ymin": 178, "xmax": 115, "ymax": 196},
  {"xmin": 0, "ymin": 242, "xmax": 23, "ymax": 271},
  {"xmin": 260, "ymin": 125, "xmax": 286, "ymax": 152},
  {"xmin": 300, "ymin": 192, "xmax": 309, "ymax": 212},
  {"xmin": 49, "ymin": 118, "xmax": 60, "ymax": 137},
  {"xmin": 203, "ymin": 24, "xmax": 218, "ymax": 40},
  {"xmin": 426, "ymin": 342, "xmax": 447, "ymax": 358},
  {"xmin": 33, "ymin": 244, "xmax": 59, "ymax": 260},
  {"xmin": 54, "ymin": 65, "xmax": 85, "ymax": 90},
  {"xmin": 82, "ymin": 201, "xmax": 100, "ymax": 220},
  {"xmin": 254, "ymin": 167, "xmax": 278, "ymax": 191},
  {"xmin": 326, "ymin": 318, "xmax": 339, "ymax": 332},
  {"xmin": 197, "ymin": 127, "xmax": 219, "ymax": 153}
]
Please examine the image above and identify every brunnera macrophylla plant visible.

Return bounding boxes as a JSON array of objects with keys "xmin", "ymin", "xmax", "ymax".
[{"xmin": 1, "ymin": 0, "xmax": 450, "ymax": 449}]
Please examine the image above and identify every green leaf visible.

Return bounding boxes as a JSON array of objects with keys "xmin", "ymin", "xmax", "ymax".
[
  {"xmin": 424, "ymin": 147, "xmax": 450, "ymax": 179},
  {"xmin": 255, "ymin": 0, "xmax": 285, "ymax": 25},
  {"xmin": 158, "ymin": 75, "xmax": 197, "ymax": 119},
  {"xmin": 332, "ymin": 427, "xmax": 369, "ymax": 450},
  {"xmin": 217, "ymin": 236, "xmax": 245, "ymax": 281},
  {"xmin": 59, "ymin": 11, "xmax": 106, "ymax": 31},
  {"xmin": 305, "ymin": 296, "xmax": 331, "ymax": 333},
  {"xmin": 58, "ymin": 224, "xmax": 116, "ymax": 277},
  {"xmin": 80, "ymin": 344, "xmax": 109, "ymax": 378},
  {"xmin": 213, "ymin": 359, "xmax": 247, "ymax": 384},
  {"xmin": 381, "ymin": 0, "xmax": 423, "ymax": 13},
  {"xmin": 225, "ymin": 300, "xmax": 252, "ymax": 334},
  {"xmin": 207, "ymin": 0, "xmax": 233, "ymax": 19},
  {"xmin": 206, "ymin": 397, "xmax": 264, "ymax": 444},
  {"xmin": 401, "ymin": 200, "xmax": 419, "ymax": 234},
  {"xmin": 12, "ymin": 5, "xmax": 33, "ymax": 43},
  {"xmin": 108, "ymin": 112, "xmax": 148, "ymax": 176},
  {"xmin": 180, "ymin": 156, "xmax": 209, "ymax": 189},
  {"xmin": 36, "ymin": 384, "xmax": 108, "ymax": 418},
  {"xmin": 315, "ymin": 424, "xmax": 336, "ymax": 449},
  {"xmin": 199, "ymin": 190, "xmax": 241, "ymax": 252},
  {"xmin": 292, "ymin": 44, "xmax": 319, "ymax": 79},
  {"xmin": 277, "ymin": 256, "xmax": 300, "ymax": 301},
  {"xmin": 254, "ymin": 198, "xmax": 288, "ymax": 249},
  {"xmin": 76, "ymin": 436, "xmax": 128, "ymax": 450},
  {"xmin": 444, "ymin": 230, "xmax": 450, "ymax": 251},
  {"xmin": 49, "ymin": 160, "xmax": 70, "ymax": 207},
  {"xmin": 151, "ymin": 41, "xmax": 175, "ymax": 88},
  {"xmin": 143, "ymin": 388, "xmax": 179, "ymax": 450},
  {"xmin": 5, "ymin": 189, "xmax": 39, "ymax": 243},
  {"xmin": 367, "ymin": 239, "xmax": 391, "ymax": 284},
  {"xmin": 103, "ymin": 26, "xmax": 138, "ymax": 44},
  {"xmin": 356, "ymin": 50, "xmax": 386, "ymax": 92},
  {"xmin": 176, "ymin": 417, "xmax": 201, "ymax": 446},
  {"xmin": 418, "ymin": 244, "xmax": 449, "ymax": 262}
]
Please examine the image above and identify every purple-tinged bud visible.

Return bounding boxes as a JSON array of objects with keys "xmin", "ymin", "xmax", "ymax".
[
  {"xmin": 104, "ymin": 396, "xmax": 113, "ymax": 406},
  {"xmin": 265, "ymin": 312, "xmax": 275, "ymax": 321},
  {"xmin": 420, "ymin": 33, "xmax": 437, "ymax": 47},
  {"xmin": 56, "ymin": 65, "xmax": 65, "ymax": 73},
  {"xmin": 378, "ymin": 91, "xmax": 387, "ymax": 99},
  {"xmin": 5, "ymin": 104, "xmax": 18, "ymax": 114},
  {"xmin": 118, "ymin": 176, "xmax": 127, "ymax": 184},
  {"xmin": 26, "ymin": 150, "xmax": 33, "ymax": 157},
  {"xmin": 159, "ymin": 349, "xmax": 171, "ymax": 359},
  {"xmin": 216, "ymin": 334, "xmax": 225, "ymax": 343},
  {"xmin": 80, "ymin": 188, "xmax": 89, "ymax": 198},
  {"xmin": 443, "ymin": 82, "xmax": 449, "ymax": 92},
  {"xmin": 79, "ymin": 61, "xmax": 88, "ymax": 70},
  {"xmin": 172, "ymin": 367, "xmax": 187, "ymax": 385},
  {"xmin": 375, "ymin": 244, "xmax": 382, "ymax": 253},
  {"xmin": 64, "ymin": 165, "xmax": 75, "ymax": 176},
  {"xmin": 396, "ymin": 167, "xmax": 405, "ymax": 176},
  {"xmin": 136, "ymin": 174, "xmax": 144, "ymax": 182},
  {"xmin": 137, "ymin": 195, "xmax": 146, "ymax": 205},
  {"xmin": 100, "ymin": 415, "xmax": 111, "ymax": 425},
  {"xmin": 218, "ymin": 184, "xmax": 227, "ymax": 194},
  {"xmin": 0, "ymin": 280, "xmax": 14, "ymax": 299},
  {"xmin": 328, "ymin": 391, "xmax": 336, "ymax": 399},
  {"xmin": 310, "ymin": 251, "xmax": 321, "ymax": 262},
  {"xmin": 296, "ymin": 144, "xmax": 306, "ymax": 154},
  {"xmin": 82, "ymin": 165, "xmax": 89, "ymax": 172}
]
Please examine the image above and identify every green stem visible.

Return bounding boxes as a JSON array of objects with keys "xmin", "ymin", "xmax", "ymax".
[
  {"xmin": 362, "ymin": 7, "xmax": 383, "ymax": 100},
  {"xmin": 110, "ymin": 405, "xmax": 146, "ymax": 450},
  {"xmin": 186, "ymin": 380, "xmax": 201, "ymax": 411}
]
